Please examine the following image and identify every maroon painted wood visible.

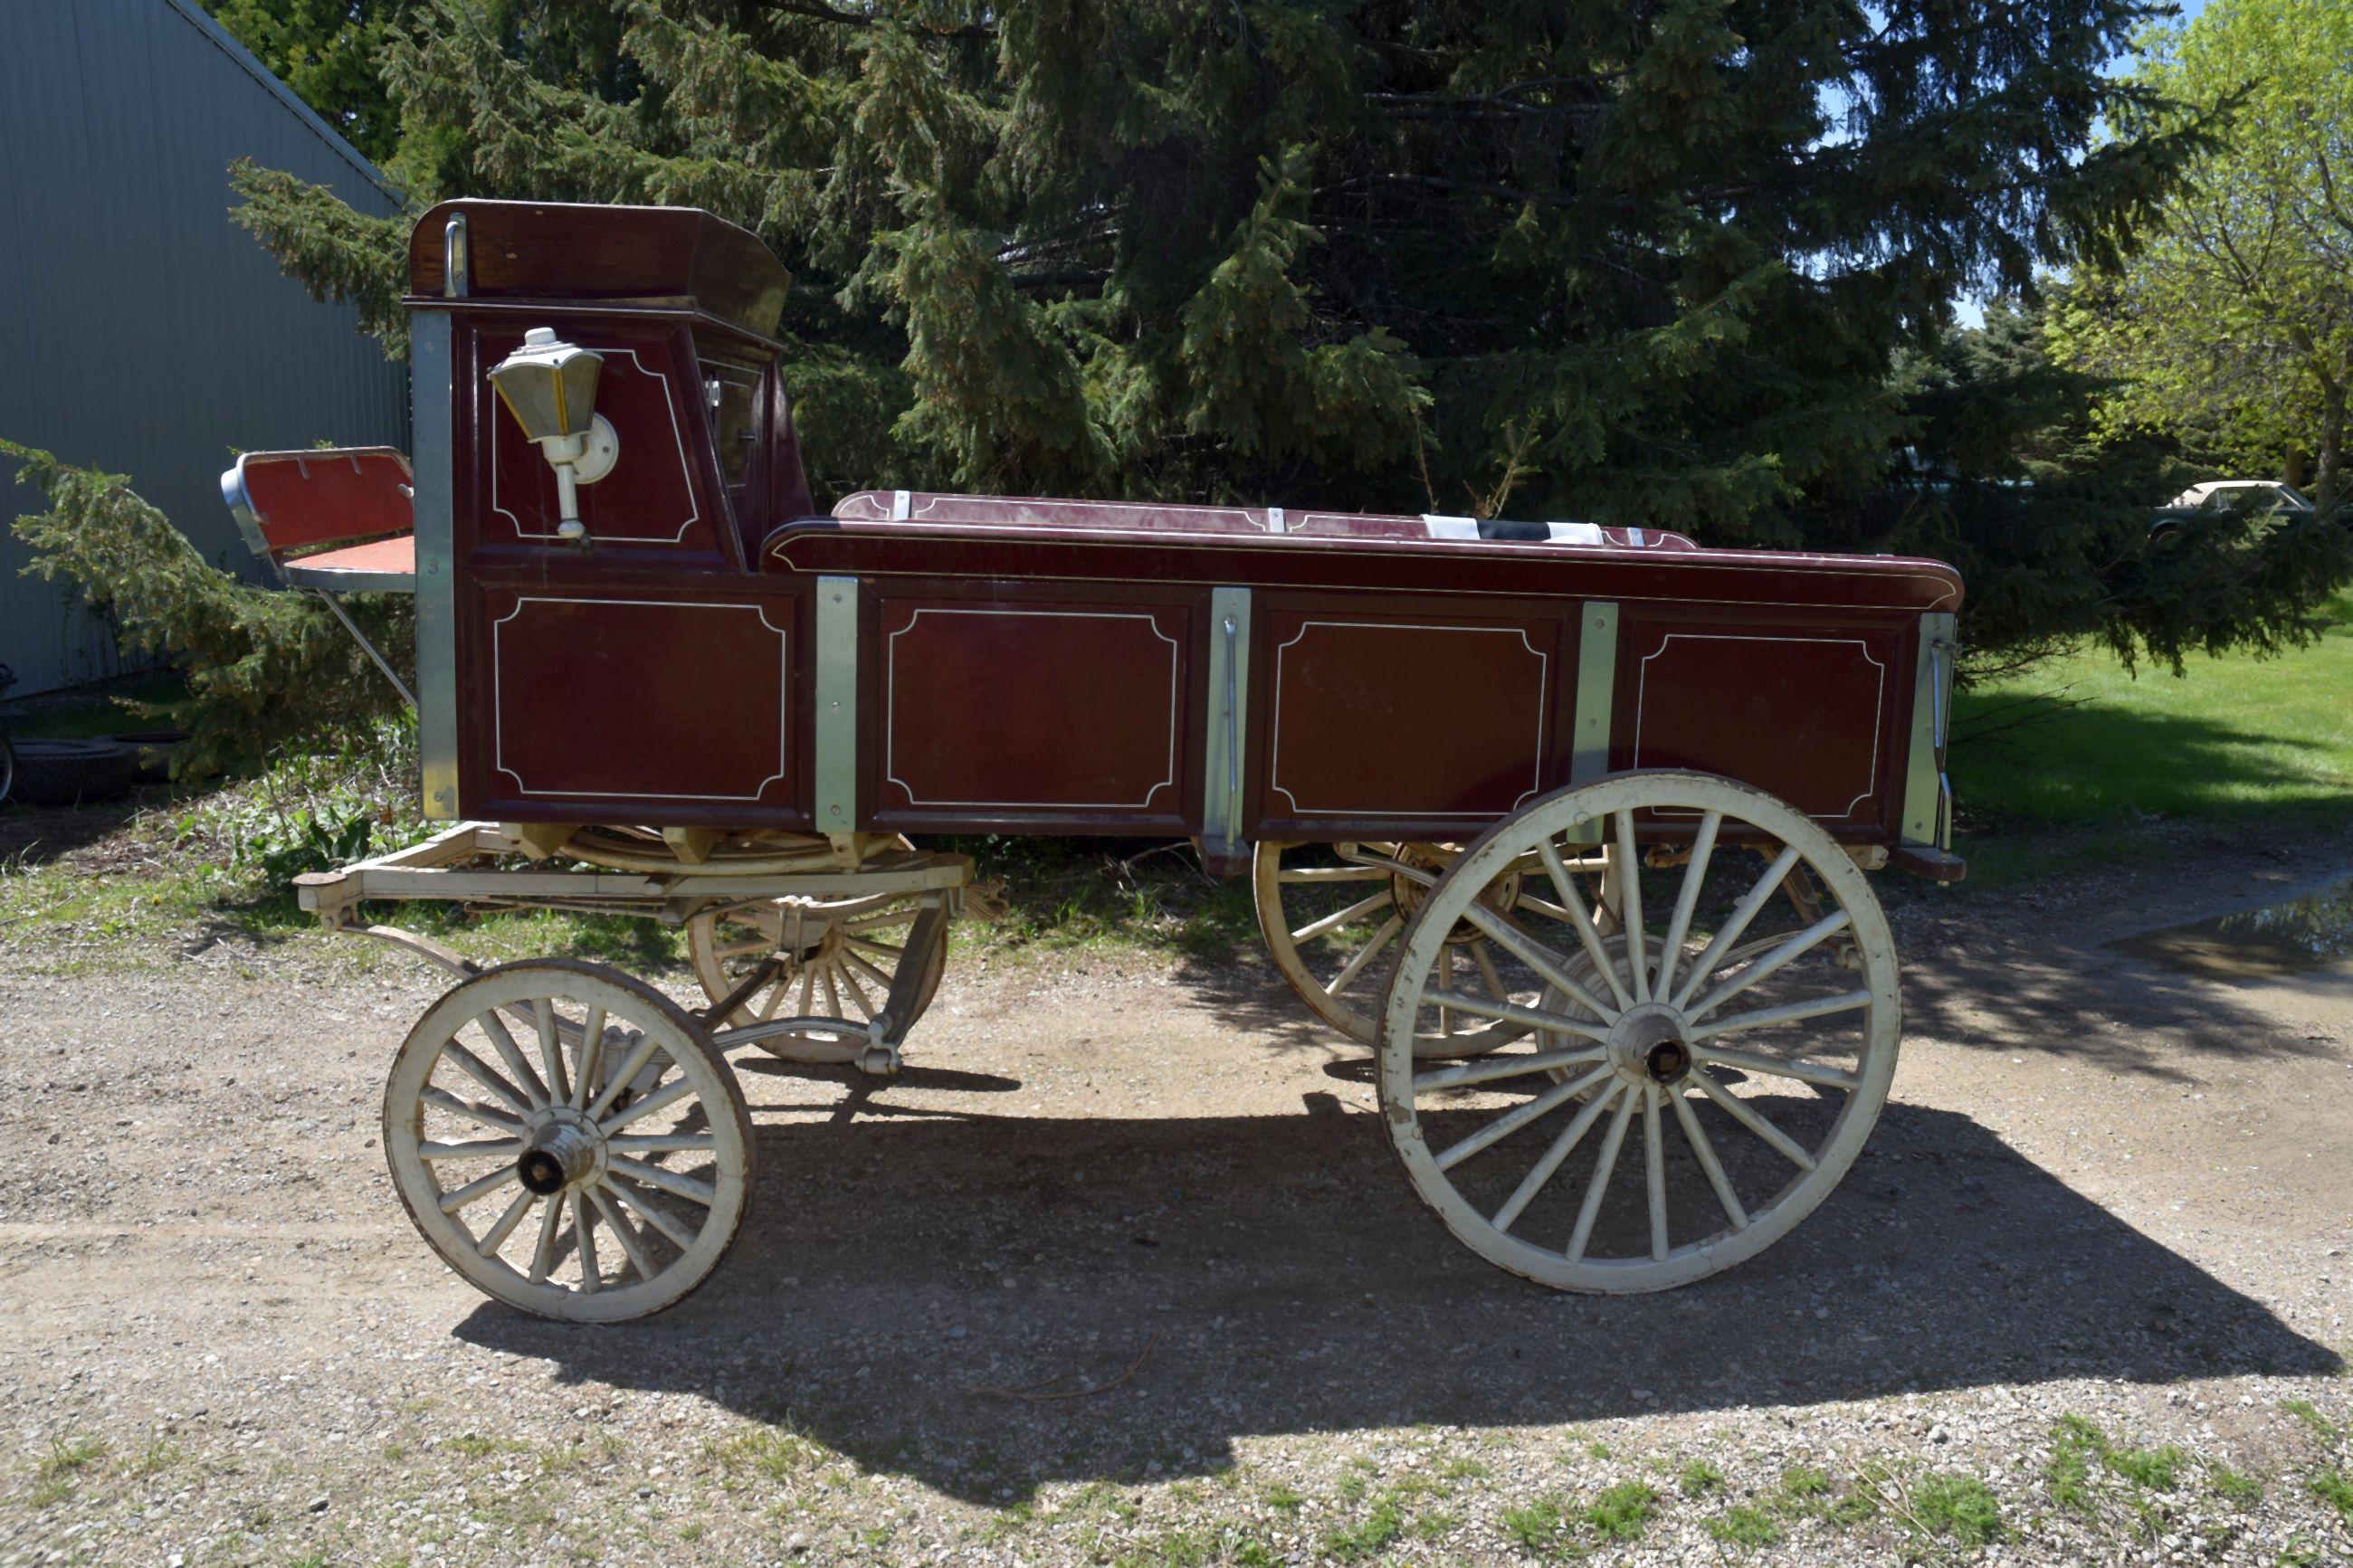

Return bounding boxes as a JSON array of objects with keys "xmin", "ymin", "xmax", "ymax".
[{"xmin": 405, "ymin": 201, "xmax": 1964, "ymax": 851}]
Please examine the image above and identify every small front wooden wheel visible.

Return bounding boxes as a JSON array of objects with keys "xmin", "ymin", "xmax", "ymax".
[
  {"xmin": 686, "ymin": 890, "xmax": 948, "ymax": 1050},
  {"xmin": 1377, "ymin": 772, "xmax": 1900, "ymax": 1292},
  {"xmin": 383, "ymin": 960, "xmax": 752, "ymax": 1322},
  {"xmin": 1253, "ymin": 840, "xmax": 1617, "ymax": 1058}
]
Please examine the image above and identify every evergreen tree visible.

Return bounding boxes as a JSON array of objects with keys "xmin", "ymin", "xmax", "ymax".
[{"xmin": 218, "ymin": 0, "xmax": 2346, "ymax": 672}]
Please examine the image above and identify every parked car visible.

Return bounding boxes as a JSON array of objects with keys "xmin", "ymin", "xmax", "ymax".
[{"xmin": 2150, "ymin": 480, "xmax": 2318, "ymax": 546}]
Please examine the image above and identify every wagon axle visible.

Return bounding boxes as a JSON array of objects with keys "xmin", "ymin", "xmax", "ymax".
[{"xmin": 516, "ymin": 1117, "xmax": 601, "ymax": 1196}]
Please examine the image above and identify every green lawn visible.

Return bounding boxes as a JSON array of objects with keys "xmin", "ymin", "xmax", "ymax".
[{"xmin": 1948, "ymin": 590, "xmax": 2353, "ymax": 856}]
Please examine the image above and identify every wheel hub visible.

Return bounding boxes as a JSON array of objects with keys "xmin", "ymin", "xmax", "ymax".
[
  {"xmin": 516, "ymin": 1107, "xmax": 605, "ymax": 1195},
  {"xmin": 1389, "ymin": 845, "xmax": 1523, "ymax": 946},
  {"xmin": 1606, "ymin": 1003, "xmax": 1693, "ymax": 1086}
]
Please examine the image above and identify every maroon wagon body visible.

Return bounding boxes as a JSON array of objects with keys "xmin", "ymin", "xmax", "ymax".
[{"xmin": 403, "ymin": 200, "xmax": 1960, "ymax": 870}]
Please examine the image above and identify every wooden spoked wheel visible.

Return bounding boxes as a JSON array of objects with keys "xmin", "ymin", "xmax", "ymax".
[
  {"xmin": 1377, "ymin": 771, "xmax": 1900, "ymax": 1292},
  {"xmin": 383, "ymin": 960, "xmax": 752, "ymax": 1322},
  {"xmin": 1253, "ymin": 840, "xmax": 1617, "ymax": 1058},
  {"xmin": 685, "ymin": 890, "xmax": 948, "ymax": 1049}
]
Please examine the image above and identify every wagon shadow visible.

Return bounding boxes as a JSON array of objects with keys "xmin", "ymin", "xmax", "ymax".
[{"xmin": 455, "ymin": 1096, "xmax": 2339, "ymax": 1504}]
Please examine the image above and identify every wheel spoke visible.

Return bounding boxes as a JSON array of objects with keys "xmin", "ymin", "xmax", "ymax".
[
  {"xmin": 572, "ymin": 1193, "xmax": 600, "ymax": 1294},
  {"xmin": 1686, "ymin": 911, "xmax": 1854, "ymax": 1022},
  {"xmin": 534, "ymin": 1001, "xmax": 572, "ymax": 1107},
  {"xmin": 845, "ymin": 933, "xmax": 906, "ymax": 957},
  {"xmin": 571, "ymin": 1004, "xmax": 607, "ymax": 1111},
  {"xmin": 1643, "ymin": 1084, "xmax": 1668, "ymax": 1261},
  {"xmin": 1669, "ymin": 846, "xmax": 1801, "ymax": 1009},
  {"xmin": 1434, "ymin": 1063, "xmax": 1615, "ymax": 1172},
  {"xmin": 1420, "ymin": 987, "xmax": 1609, "ymax": 1041},
  {"xmin": 1453, "ymin": 900, "xmax": 1617, "ymax": 1022},
  {"xmin": 1328, "ymin": 914, "xmax": 1403, "ymax": 997},
  {"xmin": 842, "ymin": 947, "xmax": 897, "ymax": 994},
  {"xmin": 1613, "ymin": 810, "xmax": 1649, "ymax": 1001},
  {"xmin": 1565, "ymin": 1088, "xmax": 1639, "ymax": 1261},
  {"xmin": 604, "ymin": 1177, "xmax": 696, "ymax": 1250},
  {"xmin": 587, "ymin": 1184, "xmax": 657, "ymax": 1281},
  {"xmin": 599, "ymin": 1075, "xmax": 696, "ymax": 1135},
  {"xmin": 835, "ymin": 963, "xmax": 878, "ymax": 1020},
  {"xmin": 714, "ymin": 938, "xmax": 771, "ymax": 960},
  {"xmin": 435, "ymin": 1163, "xmax": 519, "ymax": 1215},
  {"xmin": 1291, "ymin": 889, "xmax": 1394, "ymax": 945},
  {"xmin": 528, "ymin": 1196, "xmax": 563, "ymax": 1284},
  {"xmin": 819, "ymin": 965, "xmax": 843, "ymax": 1019},
  {"xmin": 475, "ymin": 1186, "xmax": 537, "ymax": 1256},
  {"xmin": 1471, "ymin": 941, "xmax": 1509, "ymax": 1003},
  {"xmin": 1686, "ymin": 989, "xmax": 1872, "ymax": 1041},
  {"xmin": 607, "ymin": 1132, "xmax": 717, "ymax": 1155},
  {"xmin": 419, "ymin": 1137, "xmax": 525, "ymax": 1162},
  {"xmin": 586, "ymin": 1031, "xmax": 664, "ymax": 1122},
  {"xmin": 1668, "ymin": 1085, "xmax": 1748, "ymax": 1231},
  {"xmin": 1691, "ymin": 1069, "xmax": 1816, "ymax": 1171},
  {"xmin": 611, "ymin": 1155, "xmax": 716, "ymax": 1207},
  {"xmin": 420, "ymin": 1085, "xmax": 523, "ymax": 1135},
  {"xmin": 442, "ymin": 1043, "xmax": 535, "ymax": 1118},
  {"xmin": 1691, "ymin": 1044, "xmax": 1859, "ymax": 1091},
  {"xmin": 796, "ymin": 964, "xmax": 817, "ymax": 1017},
  {"xmin": 756, "ymin": 972, "xmax": 789, "ymax": 1022},
  {"xmin": 1653, "ymin": 810, "xmax": 1721, "ymax": 1001},
  {"xmin": 1414, "ymin": 1045, "xmax": 1606, "ymax": 1095},
  {"xmin": 1536, "ymin": 840, "xmax": 1631, "ymax": 1012},
  {"xmin": 1490, "ymin": 1081, "xmax": 1624, "ymax": 1233},
  {"xmin": 474, "ymin": 1011, "xmax": 550, "ymax": 1109}
]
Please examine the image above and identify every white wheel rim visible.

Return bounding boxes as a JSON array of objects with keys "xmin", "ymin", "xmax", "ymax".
[
  {"xmin": 1255, "ymin": 840, "xmax": 1624, "ymax": 1058},
  {"xmin": 384, "ymin": 961, "xmax": 751, "ymax": 1322},
  {"xmin": 1377, "ymin": 772, "xmax": 1900, "ymax": 1292},
  {"xmin": 687, "ymin": 889, "xmax": 947, "ymax": 1043}
]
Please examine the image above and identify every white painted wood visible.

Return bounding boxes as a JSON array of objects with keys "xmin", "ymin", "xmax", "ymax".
[
  {"xmin": 1374, "ymin": 769, "xmax": 1900, "ymax": 1293},
  {"xmin": 382, "ymin": 961, "xmax": 751, "ymax": 1321}
]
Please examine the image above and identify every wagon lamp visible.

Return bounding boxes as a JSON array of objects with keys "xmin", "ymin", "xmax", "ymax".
[{"xmin": 489, "ymin": 327, "xmax": 619, "ymax": 542}]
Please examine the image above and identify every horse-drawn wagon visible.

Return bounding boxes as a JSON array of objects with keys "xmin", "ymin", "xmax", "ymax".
[{"xmin": 229, "ymin": 199, "xmax": 1962, "ymax": 1320}]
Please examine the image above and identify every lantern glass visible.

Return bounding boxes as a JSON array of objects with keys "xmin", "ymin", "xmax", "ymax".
[{"xmin": 489, "ymin": 328, "xmax": 603, "ymax": 442}]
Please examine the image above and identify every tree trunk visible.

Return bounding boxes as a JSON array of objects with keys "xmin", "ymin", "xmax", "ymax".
[{"xmin": 2316, "ymin": 379, "xmax": 2347, "ymax": 514}]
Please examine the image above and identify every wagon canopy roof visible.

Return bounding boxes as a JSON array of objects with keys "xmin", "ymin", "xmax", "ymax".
[{"xmin": 407, "ymin": 199, "xmax": 788, "ymax": 340}]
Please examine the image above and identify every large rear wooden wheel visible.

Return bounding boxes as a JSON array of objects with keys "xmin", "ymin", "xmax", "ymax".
[
  {"xmin": 1377, "ymin": 772, "xmax": 1900, "ymax": 1292},
  {"xmin": 1253, "ymin": 840, "xmax": 1621, "ymax": 1059}
]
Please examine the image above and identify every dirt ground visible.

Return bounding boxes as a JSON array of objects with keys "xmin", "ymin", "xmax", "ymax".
[{"xmin": 3, "ymin": 821, "xmax": 2352, "ymax": 1566}]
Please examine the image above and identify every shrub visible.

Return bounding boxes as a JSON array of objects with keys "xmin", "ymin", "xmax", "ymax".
[{"xmin": 4, "ymin": 441, "xmax": 413, "ymax": 778}]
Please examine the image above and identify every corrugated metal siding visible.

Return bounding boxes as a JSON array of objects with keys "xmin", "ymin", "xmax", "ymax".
[{"xmin": 0, "ymin": 0, "xmax": 408, "ymax": 694}]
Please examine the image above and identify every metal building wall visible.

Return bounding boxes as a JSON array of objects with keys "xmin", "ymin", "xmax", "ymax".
[{"xmin": 0, "ymin": 0, "xmax": 409, "ymax": 694}]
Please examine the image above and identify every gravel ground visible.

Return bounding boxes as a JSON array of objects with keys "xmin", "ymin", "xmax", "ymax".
[{"xmin": 2, "ymin": 819, "xmax": 2351, "ymax": 1566}]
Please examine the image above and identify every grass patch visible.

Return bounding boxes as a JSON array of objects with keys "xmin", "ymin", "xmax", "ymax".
[
  {"xmin": 2208, "ymin": 1464, "xmax": 2264, "ymax": 1506},
  {"xmin": 1321, "ymin": 1493, "xmax": 1405, "ymax": 1560},
  {"xmin": 1707, "ymin": 1503, "xmax": 1782, "ymax": 1548},
  {"xmin": 2312, "ymin": 1469, "xmax": 2353, "ymax": 1525},
  {"xmin": 1262, "ymin": 1483, "xmax": 1303, "ymax": 1515},
  {"xmin": 2110, "ymin": 1445, "xmax": 2186, "ymax": 1493},
  {"xmin": 2046, "ymin": 1415, "xmax": 2105, "ymax": 1513},
  {"xmin": 2282, "ymin": 1399, "xmax": 2340, "ymax": 1444},
  {"xmin": 1579, "ymin": 1481, "xmax": 1656, "ymax": 1542},
  {"xmin": 1498, "ymin": 1497, "xmax": 1563, "ymax": 1553},
  {"xmin": 1950, "ymin": 590, "xmax": 2353, "ymax": 851},
  {"xmin": 706, "ymin": 1425, "xmax": 829, "ymax": 1483},
  {"xmin": 1905, "ymin": 1473, "xmax": 2003, "ymax": 1547},
  {"xmin": 1678, "ymin": 1458, "xmax": 1724, "ymax": 1497},
  {"xmin": 37, "ymin": 1435, "xmax": 109, "ymax": 1478}
]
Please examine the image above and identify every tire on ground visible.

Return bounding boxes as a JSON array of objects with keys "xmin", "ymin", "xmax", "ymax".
[{"xmin": 9, "ymin": 738, "xmax": 138, "ymax": 806}]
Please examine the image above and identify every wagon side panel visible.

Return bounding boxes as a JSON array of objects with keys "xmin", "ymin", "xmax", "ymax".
[
  {"xmin": 1608, "ymin": 604, "xmax": 1916, "ymax": 841},
  {"xmin": 854, "ymin": 581, "xmax": 1208, "ymax": 837},
  {"xmin": 1241, "ymin": 594, "xmax": 1580, "ymax": 842}
]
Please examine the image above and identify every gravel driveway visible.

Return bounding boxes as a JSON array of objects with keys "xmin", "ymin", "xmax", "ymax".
[{"xmin": 2, "ymin": 822, "xmax": 2350, "ymax": 1565}]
